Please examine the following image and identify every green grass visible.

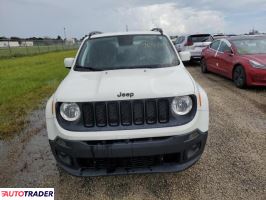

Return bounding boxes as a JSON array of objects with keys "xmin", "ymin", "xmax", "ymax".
[{"xmin": 0, "ymin": 50, "xmax": 77, "ymax": 138}]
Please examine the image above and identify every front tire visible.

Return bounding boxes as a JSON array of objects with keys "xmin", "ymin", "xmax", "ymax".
[
  {"xmin": 200, "ymin": 58, "xmax": 208, "ymax": 73},
  {"xmin": 233, "ymin": 65, "xmax": 246, "ymax": 88}
]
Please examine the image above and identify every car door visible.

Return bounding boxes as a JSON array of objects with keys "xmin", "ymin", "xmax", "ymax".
[
  {"xmin": 206, "ymin": 40, "xmax": 221, "ymax": 72},
  {"xmin": 217, "ymin": 40, "xmax": 234, "ymax": 77}
]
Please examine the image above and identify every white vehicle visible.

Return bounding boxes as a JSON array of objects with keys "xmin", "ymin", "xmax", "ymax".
[
  {"xmin": 46, "ymin": 29, "xmax": 209, "ymax": 176},
  {"xmin": 175, "ymin": 34, "xmax": 213, "ymax": 60}
]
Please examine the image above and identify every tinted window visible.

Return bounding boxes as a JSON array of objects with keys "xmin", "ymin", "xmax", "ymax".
[
  {"xmin": 210, "ymin": 40, "xmax": 221, "ymax": 50},
  {"xmin": 175, "ymin": 36, "xmax": 185, "ymax": 44},
  {"xmin": 189, "ymin": 34, "xmax": 213, "ymax": 43},
  {"xmin": 218, "ymin": 41, "xmax": 231, "ymax": 52},
  {"xmin": 76, "ymin": 35, "xmax": 179, "ymax": 71}
]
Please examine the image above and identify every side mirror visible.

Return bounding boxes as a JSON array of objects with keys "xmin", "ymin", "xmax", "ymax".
[
  {"xmin": 64, "ymin": 58, "xmax": 74, "ymax": 69},
  {"xmin": 179, "ymin": 51, "xmax": 191, "ymax": 62}
]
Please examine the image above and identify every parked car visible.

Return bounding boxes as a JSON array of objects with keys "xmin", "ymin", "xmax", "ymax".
[
  {"xmin": 201, "ymin": 36, "xmax": 266, "ymax": 88},
  {"xmin": 170, "ymin": 35, "xmax": 178, "ymax": 44},
  {"xmin": 174, "ymin": 34, "xmax": 213, "ymax": 60},
  {"xmin": 46, "ymin": 29, "xmax": 209, "ymax": 176}
]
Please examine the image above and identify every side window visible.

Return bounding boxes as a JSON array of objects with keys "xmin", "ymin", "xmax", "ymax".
[
  {"xmin": 210, "ymin": 40, "xmax": 221, "ymax": 50},
  {"xmin": 77, "ymin": 42, "xmax": 90, "ymax": 66},
  {"xmin": 208, "ymin": 36, "xmax": 214, "ymax": 42},
  {"xmin": 218, "ymin": 41, "xmax": 231, "ymax": 52},
  {"xmin": 175, "ymin": 36, "xmax": 185, "ymax": 44}
]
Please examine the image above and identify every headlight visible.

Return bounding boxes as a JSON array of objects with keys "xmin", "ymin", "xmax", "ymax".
[
  {"xmin": 60, "ymin": 102, "xmax": 81, "ymax": 121},
  {"xmin": 171, "ymin": 96, "xmax": 193, "ymax": 116},
  {"xmin": 249, "ymin": 60, "xmax": 266, "ymax": 69}
]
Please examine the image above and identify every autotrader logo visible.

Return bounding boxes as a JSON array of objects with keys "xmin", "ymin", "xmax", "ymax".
[{"xmin": 0, "ymin": 188, "xmax": 54, "ymax": 199}]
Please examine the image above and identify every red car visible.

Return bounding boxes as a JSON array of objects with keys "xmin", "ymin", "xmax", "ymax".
[{"xmin": 201, "ymin": 36, "xmax": 266, "ymax": 88}]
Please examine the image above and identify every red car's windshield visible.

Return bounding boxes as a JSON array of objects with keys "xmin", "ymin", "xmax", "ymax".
[{"xmin": 232, "ymin": 38, "xmax": 266, "ymax": 55}]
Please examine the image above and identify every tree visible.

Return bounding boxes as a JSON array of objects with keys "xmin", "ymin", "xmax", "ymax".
[
  {"xmin": 10, "ymin": 36, "xmax": 21, "ymax": 41},
  {"xmin": 57, "ymin": 35, "xmax": 62, "ymax": 40}
]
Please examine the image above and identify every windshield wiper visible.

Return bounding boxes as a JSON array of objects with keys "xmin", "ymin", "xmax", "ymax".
[
  {"xmin": 74, "ymin": 65, "xmax": 104, "ymax": 71},
  {"xmin": 75, "ymin": 64, "xmax": 178, "ymax": 71},
  {"xmin": 106, "ymin": 63, "xmax": 179, "ymax": 70}
]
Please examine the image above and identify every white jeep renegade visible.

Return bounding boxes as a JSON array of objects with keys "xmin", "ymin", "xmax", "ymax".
[{"xmin": 46, "ymin": 29, "xmax": 209, "ymax": 176}]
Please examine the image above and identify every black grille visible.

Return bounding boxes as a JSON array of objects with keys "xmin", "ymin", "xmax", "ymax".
[
  {"xmin": 56, "ymin": 95, "xmax": 197, "ymax": 132},
  {"xmin": 158, "ymin": 99, "xmax": 169, "ymax": 123},
  {"xmin": 77, "ymin": 153, "xmax": 180, "ymax": 170},
  {"xmin": 145, "ymin": 100, "xmax": 157, "ymax": 124},
  {"xmin": 83, "ymin": 99, "xmax": 170, "ymax": 128},
  {"xmin": 107, "ymin": 102, "xmax": 119, "ymax": 126},
  {"xmin": 120, "ymin": 101, "xmax": 132, "ymax": 126},
  {"xmin": 95, "ymin": 102, "xmax": 107, "ymax": 127},
  {"xmin": 133, "ymin": 101, "xmax": 144, "ymax": 125}
]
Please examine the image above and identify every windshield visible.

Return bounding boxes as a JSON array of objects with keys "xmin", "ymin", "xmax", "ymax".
[
  {"xmin": 75, "ymin": 35, "xmax": 179, "ymax": 71},
  {"xmin": 175, "ymin": 36, "xmax": 185, "ymax": 44},
  {"xmin": 232, "ymin": 38, "xmax": 266, "ymax": 55}
]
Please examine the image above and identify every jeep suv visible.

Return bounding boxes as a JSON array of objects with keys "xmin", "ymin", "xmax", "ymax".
[{"xmin": 46, "ymin": 29, "xmax": 209, "ymax": 176}]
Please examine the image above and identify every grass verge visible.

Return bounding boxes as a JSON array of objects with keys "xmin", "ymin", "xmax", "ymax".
[
  {"xmin": 0, "ymin": 45, "xmax": 78, "ymax": 59},
  {"xmin": 0, "ymin": 50, "xmax": 76, "ymax": 139}
]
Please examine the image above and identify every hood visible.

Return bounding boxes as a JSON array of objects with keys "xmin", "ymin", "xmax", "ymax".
[
  {"xmin": 54, "ymin": 66, "xmax": 195, "ymax": 102},
  {"xmin": 242, "ymin": 54, "xmax": 266, "ymax": 65}
]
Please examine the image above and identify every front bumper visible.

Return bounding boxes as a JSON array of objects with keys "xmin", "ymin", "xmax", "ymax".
[
  {"xmin": 49, "ymin": 130, "xmax": 208, "ymax": 176},
  {"xmin": 247, "ymin": 68, "xmax": 266, "ymax": 86}
]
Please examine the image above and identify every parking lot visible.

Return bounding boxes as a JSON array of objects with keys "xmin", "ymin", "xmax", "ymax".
[{"xmin": 0, "ymin": 63, "xmax": 265, "ymax": 200}]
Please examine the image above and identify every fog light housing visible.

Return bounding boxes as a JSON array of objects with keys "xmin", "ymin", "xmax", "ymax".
[
  {"xmin": 57, "ymin": 151, "xmax": 72, "ymax": 166},
  {"xmin": 185, "ymin": 142, "xmax": 201, "ymax": 160},
  {"xmin": 188, "ymin": 131, "xmax": 199, "ymax": 141}
]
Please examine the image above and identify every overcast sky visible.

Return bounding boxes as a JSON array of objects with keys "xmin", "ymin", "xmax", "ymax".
[{"xmin": 1, "ymin": 0, "xmax": 266, "ymax": 38}]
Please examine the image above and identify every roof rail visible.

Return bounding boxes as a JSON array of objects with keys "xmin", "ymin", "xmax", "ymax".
[
  {"xmin": 87, "ymin": 31, "xmax": 102, "ymax": 38},
  {"xmin": 151, "ymin": 28, "xmax": 163, "ymax": 35}
]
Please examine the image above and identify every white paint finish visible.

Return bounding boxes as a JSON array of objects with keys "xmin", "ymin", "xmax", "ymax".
[
  {"xmin": 64, "ymin": 58, "xmax": 74, "ymax": 68},
  {"xmin": 179, "ymin": 51, "xmax": 191, "ymax": 61},
  {"xmin": 54, "ymin": 66, "xmax": 195, "ymax": 102}
]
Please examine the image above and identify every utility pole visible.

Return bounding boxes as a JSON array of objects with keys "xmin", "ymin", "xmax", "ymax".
[
  {"xmin": 126, "ymin": 25, "xmax": 128, "ymax": 32},
  {"xmin": 63, "ymin": 27, "xmax": 67, "ymax": 39}
]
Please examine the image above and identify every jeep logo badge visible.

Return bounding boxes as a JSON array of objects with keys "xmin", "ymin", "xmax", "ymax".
[{"xmin": 117, "ymin": 92, "xmax": 134, "ymax": 98}]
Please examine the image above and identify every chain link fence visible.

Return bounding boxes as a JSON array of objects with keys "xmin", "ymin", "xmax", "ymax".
[{"xmin": 0, "ymin": 39, "xmax": 80, "ymax": 59}]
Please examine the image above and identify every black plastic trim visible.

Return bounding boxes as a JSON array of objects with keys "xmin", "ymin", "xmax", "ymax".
[
  {"xmin": 55, "ymin": 95, "xmax": 197, "ymax": 132},
  {"xmin": 49, "ymin": 130, "xmax": 208, "ymax": 176}
]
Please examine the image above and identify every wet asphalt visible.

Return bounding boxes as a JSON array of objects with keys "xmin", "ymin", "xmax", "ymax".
[{"xmin": 0, "ymin": 63, "xmax": 265, "ymax": 200}]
